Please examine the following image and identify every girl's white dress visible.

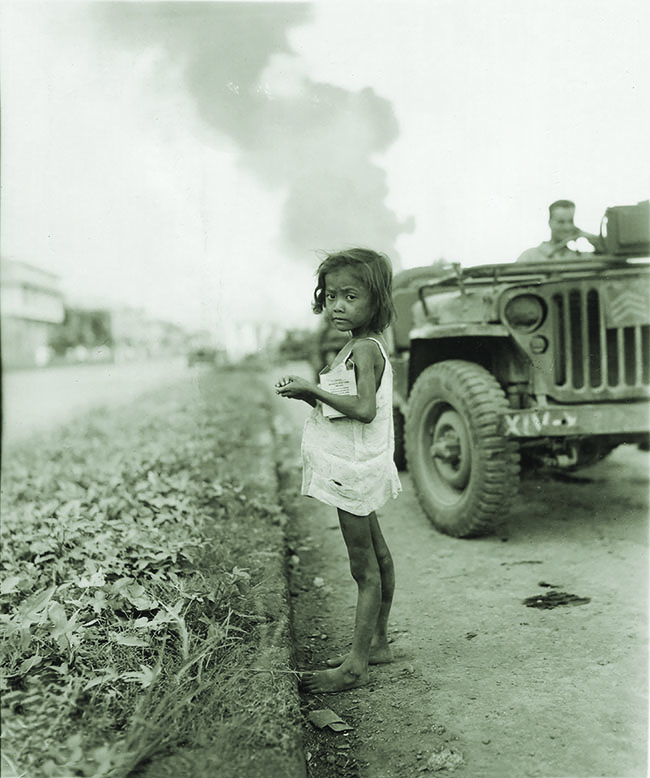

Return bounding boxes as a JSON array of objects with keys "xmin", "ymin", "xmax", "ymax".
[{"xmin": 301, "ymin": 337, "xmax": 402, "ymax": 515}]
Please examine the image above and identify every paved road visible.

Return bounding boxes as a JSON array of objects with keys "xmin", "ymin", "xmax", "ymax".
[
  {"xmin": 2, "ymin": 357, "xmax": 197, "ymax": 444},
  {"xmin": 270, "ymin": 361, "xmax": 649, "ymax": 778}
]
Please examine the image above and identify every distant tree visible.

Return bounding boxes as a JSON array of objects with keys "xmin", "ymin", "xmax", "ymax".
[
  {"xmin": 49, "ymin": 307, "xmax": 113, "ymax": 355},
  {"xmin": 277, "ymin": 329, "xmax": 317, "ymax": 362}
]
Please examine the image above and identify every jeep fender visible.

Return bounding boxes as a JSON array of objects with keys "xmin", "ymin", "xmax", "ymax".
[{"xmin": 407, "ymin": 331, "xmax": 529, "ymax": 396}]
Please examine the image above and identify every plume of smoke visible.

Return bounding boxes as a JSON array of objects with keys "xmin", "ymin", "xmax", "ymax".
[{"xmin": 92, "ymin": 2, "xmax": 413, "ymax": 265}]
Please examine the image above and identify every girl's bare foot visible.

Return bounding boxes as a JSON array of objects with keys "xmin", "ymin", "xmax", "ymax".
[
  {"xmin": 300, "ymin": 666, "xmax": 369, "ymax": 693},
  {"xmin": 326, "ymin": 644, "xmax": 393, "ymax": 668}
]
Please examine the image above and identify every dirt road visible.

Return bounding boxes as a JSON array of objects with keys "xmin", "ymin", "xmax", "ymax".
[
  {"xmin": 270, "ymin": 363, "xmax": 648, "ymax": 778},
  {"xmin": 2, "ymin": 357, "xmax": 192, "ymax": 443}
]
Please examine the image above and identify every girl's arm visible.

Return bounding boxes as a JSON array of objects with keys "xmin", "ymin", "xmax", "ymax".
[{"xmin": 275, "ymin": 339, "xmax": 381, "ymax": 423}]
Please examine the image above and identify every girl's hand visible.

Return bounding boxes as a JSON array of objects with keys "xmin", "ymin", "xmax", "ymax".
[{"xmin": 275, "ymin": 375, "xmax": 316, "ymax": 403}]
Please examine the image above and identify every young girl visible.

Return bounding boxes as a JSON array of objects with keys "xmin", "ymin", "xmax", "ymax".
[{"xmin": 275, "ymin": 248, "xmax": 402, "ymax": 693}]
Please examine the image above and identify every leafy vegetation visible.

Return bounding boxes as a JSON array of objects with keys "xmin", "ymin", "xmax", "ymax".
[{"xmin": 1, "ymin": 370, "xmax": 300, "ymax": 777}]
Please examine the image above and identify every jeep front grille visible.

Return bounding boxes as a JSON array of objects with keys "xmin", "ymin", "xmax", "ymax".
[{"xmin": 551, "ymin": 287, "xmax": 650, "ymax": 393}]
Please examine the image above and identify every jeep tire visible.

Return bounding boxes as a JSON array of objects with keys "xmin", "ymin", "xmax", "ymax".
[{"xmin": 405, "ymin": 360, "xmax": 520, "ymax": 537}]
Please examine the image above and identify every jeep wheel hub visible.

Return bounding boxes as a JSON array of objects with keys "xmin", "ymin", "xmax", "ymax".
[{"xmin": 429, "ymin": 409, "xmax": 471, "ymax": 489}]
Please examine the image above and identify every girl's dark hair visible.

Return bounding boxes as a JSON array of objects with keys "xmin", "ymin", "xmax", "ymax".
[{"xmin": 312, "ymin": 248, "xmax": 396, "ymax": 332}]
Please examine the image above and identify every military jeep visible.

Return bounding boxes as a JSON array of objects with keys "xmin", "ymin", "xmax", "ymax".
[{"xmin": 390, "ymin": 201, "xmax": 650, "ymax": 537}]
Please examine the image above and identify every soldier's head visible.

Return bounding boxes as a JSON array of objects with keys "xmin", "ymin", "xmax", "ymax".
[{"xmin": 548, "ymin": 200, "xmax": 577, "ymax": 243}]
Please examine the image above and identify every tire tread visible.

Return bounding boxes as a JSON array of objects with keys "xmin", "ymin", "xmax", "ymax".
[{"xmin": 405, "ymin": 360, "xmax": 520, "ymax": 537}]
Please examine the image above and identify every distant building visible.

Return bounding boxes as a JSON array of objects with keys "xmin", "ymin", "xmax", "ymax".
[
  {"xmin": 140, "ymin": 317, "xmax": 187, "ymax": 357},
  {"xmin": 110, "ymin": 307, "xmax": 188, "ymax": 360},
  {"xmin": 1, "ymin": 257, "xmax": 65, "ymax": 368},
  {"xmin": 1, "ymin": 257, "xmax": 191, "ymax": 367},
  {"xmin": 108, "ymin": 305, "xmax": 150, "ymax": 361}
]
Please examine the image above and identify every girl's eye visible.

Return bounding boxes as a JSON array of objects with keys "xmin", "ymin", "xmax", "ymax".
[{"xmin": 346, "ymin": 295, "xmax": 356, "ymax": 301}]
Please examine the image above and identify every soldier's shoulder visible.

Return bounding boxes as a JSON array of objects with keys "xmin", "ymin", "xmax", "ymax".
[{"xmin": 516, "ymin": 242, "xmax": 550, "ymax": 263}]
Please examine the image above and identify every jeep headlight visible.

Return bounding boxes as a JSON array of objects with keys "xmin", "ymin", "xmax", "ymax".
[{"xmin": 504, "ymin": 294, "xmax": 546, "ymax": 331}]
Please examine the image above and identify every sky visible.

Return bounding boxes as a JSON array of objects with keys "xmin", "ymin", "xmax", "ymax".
[{"xmin": 1, "ymin": 0, "xmax": 649, "ymax": 344}]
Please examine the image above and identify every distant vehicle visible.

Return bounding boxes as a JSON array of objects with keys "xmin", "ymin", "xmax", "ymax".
[
  {"xmin": 311, "ymin": 321, "xmax": 348, "ymax": 379},
  {"xmin": 390, "ymin": 201, "xmax": 650, "ymax": 538},
  {"xmin": 187, "ymin": 346, "xmax": 220, "ymax": 367}
]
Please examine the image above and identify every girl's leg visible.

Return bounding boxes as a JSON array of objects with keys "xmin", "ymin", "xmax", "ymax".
[
  {"xmin": 326, "ymin": 512, "xmax": 395, "ymax": 667},
  {"xmin": 301, "ymin": 509, "xmax": 381, "ymax": 693},
  {"xmin": 368, "ymin": 512, "xmax": 395, "ymax": 656}
]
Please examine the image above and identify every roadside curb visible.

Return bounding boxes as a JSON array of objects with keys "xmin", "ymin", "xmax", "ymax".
[{"xmin": 245, "ymin": 422, "xmax": 307, "ymax": 778}]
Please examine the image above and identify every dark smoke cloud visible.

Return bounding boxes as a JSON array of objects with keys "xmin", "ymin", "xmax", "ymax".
[{"xmin": 91, "ymin": 2, "xmax": 413, "ymax": 264}]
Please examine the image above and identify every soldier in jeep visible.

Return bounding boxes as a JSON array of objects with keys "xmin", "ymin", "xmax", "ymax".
[{"xmin": 517, "ymin": 199, "xmax": 605, "ymax": 262}]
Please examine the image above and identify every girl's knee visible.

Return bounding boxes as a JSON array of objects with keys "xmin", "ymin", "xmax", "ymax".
[
  {"xmin": 349, "ymin": 553, "xmax": 381, "ymax": 587},
  {"xmin": 375, "ymin": 546, "xmax": 393, "ymax": 567}
]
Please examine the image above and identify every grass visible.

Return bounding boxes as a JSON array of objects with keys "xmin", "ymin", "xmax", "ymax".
[{"xmin": 0, "ymin": 367, "xmax": 302, "ymax": 778}]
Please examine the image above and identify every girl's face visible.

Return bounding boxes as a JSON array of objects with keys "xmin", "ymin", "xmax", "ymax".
[{"xmin": 324, "ymin": 268, "xmax": 374, "ymax": 337}]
